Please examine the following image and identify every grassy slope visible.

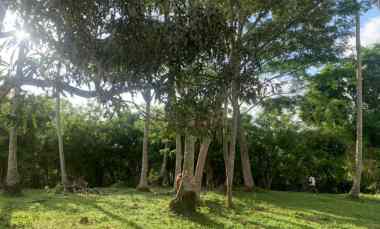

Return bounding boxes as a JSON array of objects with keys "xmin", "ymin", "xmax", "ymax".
[{"xmin": 0, "ymin": 188, "xmax": 379, "ymax": 229}]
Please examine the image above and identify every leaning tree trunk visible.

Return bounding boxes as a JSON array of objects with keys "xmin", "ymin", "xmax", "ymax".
[
  {"xmin": 55, "ymin": 91, "xmax": 69, "ymax": 190},
  {"xmin": 350, "ymin": 8, "xmax": 363, "ymax": 199},
  {"xmin": 194, "ymin": 137, "xmax": 211, "ymax": 194},
  {"xmin": 5, "ymin": 87, "xmax": 21, "ymax": 195},
  {"xmin": 137, "ymin": 90, "xmax": 152, "ymax": 192},
  {"xmin": 170, "ymin": 134, "xmax": 197, "ymax": 214},
  {"xmin": 239, "ymin": 117, "xmax": 254, "ymax": 191},
  {"xmin": 174, "ymin": 134, "xmax": 183, "ymax": 189}
]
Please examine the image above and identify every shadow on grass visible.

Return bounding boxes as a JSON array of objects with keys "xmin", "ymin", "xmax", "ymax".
[
  {"xmin": 202, "ymin": 199, "xmax": 227, "ymax": 217},
  {"xmin": 0, "ymin": 200, "xmax": 13, "ymax": 228},
  {"xmin": 174, "ymin": 210, "xmax": 225, "ymax": 228},
  {"xmin": 84, "ymin": 201, "xmax": 143, "ymax": 229},
  {"xmin": 39, "ymin": 194, "xmax": 143, "ymax": 229},
  {"xmin": 235, "ymin": 190, "xmax": 380, "ymax": 228}
]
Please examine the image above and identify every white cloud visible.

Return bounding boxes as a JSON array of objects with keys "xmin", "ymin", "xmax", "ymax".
[
  {"xmin": 361, "ymin": 16, "xmax": 380, "ymax": 47},
  {"xmin": 345, "ymin": 15, "xmax": 380, "ymax": 56}
]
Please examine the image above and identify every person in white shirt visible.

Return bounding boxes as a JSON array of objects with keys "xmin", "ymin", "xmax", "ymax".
[{"xmin": 308, "ymin": 176, "xmax": 317, "ymax": 193}]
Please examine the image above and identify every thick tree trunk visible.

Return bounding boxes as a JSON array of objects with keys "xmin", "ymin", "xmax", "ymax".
[
  {"xmin": 239, "ymin": 118, "xmax": 254, "ymax": 191},
  {"xmin": 226, "ymin": 79, "xmax": 239, "ymax": 208},
  {"xmin": 194, "ymin": 137, "xmax": 211, "ymax": 194},
  {"xmin": 170, "ymin": 134, "xmax": 197, "ymax": 213},
  {"xmin": 183, "ymin": 135, "xmax": 196, "ymax": 176},
  {"xmin": 174, "ymin": 134, "xmax": 183, "ymax": 189},
  {"xmin": 55, "ymin": 92, "xmax": 69, "ymax": 190},
  {"xmin": 5, "ymin": 87, "xmax": 21, "ymax": 195},
  {"xmin": 137, "ymin": 90, "xmax": 151, "ymax": 192},
  {"xmin": 350, "ymin": 9, "xmax": 363, "ymax": 199}
]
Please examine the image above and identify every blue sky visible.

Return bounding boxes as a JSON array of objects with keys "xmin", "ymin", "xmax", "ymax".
[
  {"xmin": 363, "ymin": 7, "xmax": 380, "ymax": 24},
  {"xmin": 360, "ymin": 7, "xmax": 380, "ymax": 46}
]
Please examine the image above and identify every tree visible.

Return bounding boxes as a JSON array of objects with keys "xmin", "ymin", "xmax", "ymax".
[
  {"xmin": 137, "ymin": 89, "xmax": 152, "ymax": 191},
  {"xmin": 350, "ymin": 2, "xmax": 363, "ymax": 198},
  {"xmin": 4, "ymin": 42, "xmax": 26, "ymax": 195},
  {"xmin": 221, "ymin": 0, "xmax": 355, "ymax": 207},
  {"xmin": 300, "ymin": 44, "xmax": 380, "ymax": 194},
  {"xmin": 54, "ymin": 66, "xmax": 69, "ymax": 191},
  {"xmin": 350, "ymin": 0, "xmax": 380, "ymax": 199}
]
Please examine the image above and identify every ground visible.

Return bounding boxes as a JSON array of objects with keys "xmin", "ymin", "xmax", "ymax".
[{"xmin": 0, "ymin": 188, "xmax": 379, "ymax": 229}]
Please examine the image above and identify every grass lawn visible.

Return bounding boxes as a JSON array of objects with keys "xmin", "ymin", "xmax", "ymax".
[{"xmin": 0, "ymin": 188, "xmax": 379, "ymax": 229}]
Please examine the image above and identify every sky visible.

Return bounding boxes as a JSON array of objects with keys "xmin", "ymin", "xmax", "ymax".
[
  {"xmin": 2, "ymin": 7, "xmax": 380, "ymax": 108},
  {"xmin": 361, "ymin": 8, "xmax": 380, "ymax": 46}
]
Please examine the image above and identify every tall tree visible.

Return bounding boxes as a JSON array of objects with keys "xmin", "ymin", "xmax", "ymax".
[
  {"xmin": 350, "ymin": 0, "xmax": 363, "ymax": 198},
  {"xmin": 5, "ymin": 42, "xmax": 25, "ymax": 195},
  {"xmin": 137, "ymin": 89, "xmax": 152, "ymax": 191},
  {"xmin": 350, "ymin": 0, "xmax": 380, "ymax": 199},
  {"xmin": 220, "ymin": 0, "xmax": 355, "ymax": 207},
  {"xmin": 55, "ymin": 81, "xmax": 69, "ymax": 190}
]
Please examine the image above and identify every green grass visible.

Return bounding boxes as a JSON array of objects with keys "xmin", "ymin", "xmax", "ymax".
[{"xmin": 0, "ymin": 188, "xmax": 379, "ymax": 228}]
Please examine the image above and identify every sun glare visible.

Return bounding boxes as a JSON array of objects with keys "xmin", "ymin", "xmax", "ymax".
[{"xmin": 15, "ymin": 30, "xmax": 30, "ymax": 41}]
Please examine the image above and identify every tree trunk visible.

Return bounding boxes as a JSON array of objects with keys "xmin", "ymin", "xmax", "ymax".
[
  {"xmin": 5, "ymin": 43, "xmax": 25, "ymax": 195},
  {"xmin": 194, "ymin": 137, "xmax": 211, "ymax": 194},
  {"xmin": 159, "ymin": 142, "xmax": 169, "ymax": 186},
  {"xmin": 55, "ymin": 91, "xmax": 69, "ymax": 190},
  {"xmin": 350, "ymin": 8, "xmax": 363, "ymax": 199},
  {"xmin": 137, "ymin": 90, "xmax": 151, "ymax": 192},
  {"xmin": 170, "ymin": 134, "xmax": 197, "ymax": 214},
  {"xmin": 239, "ymin": 118, "xmax": 254, "ymax": 191},
  {"xmin": 222, "ymin": 98, "xmax": 229, "ymax": 190},
  {"xmin": 5, "ymin": 87, "xmax": 21, "ymax": 195},
  {"xmin": 206, "ymin": 159, "xmax": 214, "ymax": 190},
  {"xmin": 226, "ymin": 80, "xmax": 239, "ymax": 207},
  {"xmin": 183, "ymin": 135, "xmax": 195, "ymax": 176},
  {"xmin": 0, "ymin": 0, "xmax": 8, "ymax": 30},
  {"xmin": 174, "ymin": 134, "xmax": 183, "ymax": 189}
]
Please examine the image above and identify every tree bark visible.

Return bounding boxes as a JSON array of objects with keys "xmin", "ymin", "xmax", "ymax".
[
  {"xmin": 5, "ymin": 87, "xmax": 21, "ymax": 195},
  {"xmin": 350, "ymin": 8, "xmax": 363, "ymax": 199},
  {"xmin": 183, "ymin": 135, "xmax": 196, "ymax": 176},
  {"xmin": 223, "ymin": 97, "xmax": 229, "ymax": 189},
  {"xmin": 239, "ymin": 118, "xmax": 254, "ymax": 191},
  {"xmin": 159, "ymin": 142, "xmax": 169, "ymax": 186},
  {"xmin": 226, "ymin": 80, "xmax": 239, "ymax": 208},
  {"xmin": 137, "ymin": 89, "xmax": 151, "ymax": 191},
  {"xmin": 206, "ymin": 159, "xmax": 214, "ymax": 190},
  {"xmin": 194, "ymin": 137, "xmax": 211, "ymax": 194},
  {"xmin": 174, "ymin": 134, "xmax": 183, "ymax": 189},
  {"xmin": 55, "ymin": 91, "xmax": 69, "ymax": 190},
  {"xmin": 170, "ymin": 134, "xmax": 197, "ymax": 213},
  {"xmin": 5, "ymin": 43, "xmax": 25, "ymax": 195}
]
